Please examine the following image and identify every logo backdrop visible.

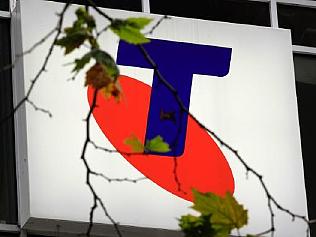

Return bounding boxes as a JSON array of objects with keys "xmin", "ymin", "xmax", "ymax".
[{"xmin": 21, "ymin": 0, "xmax": 308, "ymax": 236}]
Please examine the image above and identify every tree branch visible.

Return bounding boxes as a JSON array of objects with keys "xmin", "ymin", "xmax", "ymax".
[
  {"xmin": 0, "ymin": 3, "xmax": 70, "ymax": 125},
  {"xmin": 136, "ymin": 44, "xmax": 314, "ymax": 235},
  {"xmin": 81, "ymin": 88, "xmax": 122, "ymax": 237}
]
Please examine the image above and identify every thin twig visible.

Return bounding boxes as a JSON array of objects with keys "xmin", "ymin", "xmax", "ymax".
[
  {"xmin": 0, "ymin": 4, "xmax": 70, "ymax": 125},
  {"xmin": 81, "ymin": 89, "xmax": 122, "ymax": 237},
  {"xmin": 0, "ymin": 27, "xmax": 57, "ymax": 73},
  {"xmin": 172, "ymin": 157, "xmax": 186, "ymax": 194},
  {"xmin": 89, "ymin": 140, "xmax": 150, "ymax": 156},
  {"xmin": 145, "ymin": 15, "xmax": 170, "ymax": 35},
  {"xmin": 90, "ymin": 170, "xmax": 147, "ymax": 183},
  {"xmin": 26, "ymin": 99, "xmax": 53, "ymax": 118},
  {"xmin": 18, "ymin": 27, "xmax": 58, "ymax": 57},
  {"xmin": 96, "ymin": 25, "xmax": 110, "ymax": 38},
  {"xmin": 85, "ymin": 0, "xmax": 113, "ymax": 22}
]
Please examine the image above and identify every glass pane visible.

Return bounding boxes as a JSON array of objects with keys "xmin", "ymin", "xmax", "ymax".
[
  {"xmin": 0, "ymin": 233, "xmax": 19, "ymax": 237},
  {"xmin": 44, "ymin": 0, "xmax": 142, "ymax": 12},
  {"xmin": 150, "ymin": 0, "xmax": 270, "ymax": 27},
  {"xmin": 295, "ymin": 82, "xmax": 316, "ymax": 237},
  {"xmin": 278, "ymin": 4, "xmax": 316, "ymax": 47},
  {"xmin": 294, "ymin": 54, "xmax": 316, "ymax": 236},
  {"xmin": 0, "ymin": 19, "xmax": 18, "ymax": 225},
  {"xmin": 0, "ymin": 0, "xmax": 9, "ymax": 11},
  {"xmin": 294, "ymin": 54, "xmax": 316, "ymax": 84}
]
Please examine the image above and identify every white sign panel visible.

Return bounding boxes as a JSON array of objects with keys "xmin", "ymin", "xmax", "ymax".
[{"xmin": 21, "ymin": 0, "xmax": 308, "ymax": 236}]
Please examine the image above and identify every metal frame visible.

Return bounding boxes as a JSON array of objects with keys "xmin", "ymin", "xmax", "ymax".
[
  {"xmin": 0, "ymin": 4, "xmax": 21, "ymax": 237},
  {"xmin": 0, "ymin": 10, "xmax": 10, "ymax": 18},
  {"xmin": 0, "ymin": 224, "xmax": 20, "ymax": 233},
  {"xmin": 141, "ymin": 0, "xmax": 150, "ymax": 13},
  {"xmin": 275, "ymin": 0, "xmax": 316, "ymax": 55},
  {"xmin": 0, "ymin": 1, "xmax": 29, "ymax": 237},
  {"xmin": 276, "ymin": 0, "xmax": 316, "ymax": 8},
  {"xmin": 11, "ymin": 0, "xmax": 30, "ymax": 230},
  {"xmin": 270, "ymin": 0, "xmax": 279, "ymax": 28}
]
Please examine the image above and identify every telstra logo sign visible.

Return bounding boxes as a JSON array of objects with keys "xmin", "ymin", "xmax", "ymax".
[{"xmin": 88, "ymin": 39, "xmax": 235, "ymax": 201}]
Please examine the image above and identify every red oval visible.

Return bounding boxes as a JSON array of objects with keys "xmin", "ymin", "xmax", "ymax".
[{"xmin": 88, "ymin": 75, "xmax": 234, "ymax": 201}]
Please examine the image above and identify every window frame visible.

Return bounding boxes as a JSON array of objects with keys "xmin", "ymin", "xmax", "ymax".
[{"xmin": 0, "ymin": 1, "xmax": 29, "ymax": 236}]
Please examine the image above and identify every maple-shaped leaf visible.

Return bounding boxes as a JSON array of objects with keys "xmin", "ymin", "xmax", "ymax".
[
  {"xmin": 125, "ymin": 17, "xmax": 153, "ymax": 29},
  {"xmin": 145, "ymin": 135, "xmax": 170, "ymax": 153},
  {"xmin": 110, "ymin": 17, "xmax": 152, "ymax": 44},
  {"xmin": 124, "ymin": 135, "xmax": 144, "ymax": 152},
  {"xmin": 55, "ymin": 7, "xmax": 97, "ymax": 54},
  {"xmin": 55, "ymin": 28, "xmax": 90, "ymax": 54},
  {"xmin": 85, "ymin": 63, "xmax": 121, "ymax": 100},
  {"xmin": 192, "ymin": 190, "xmax": 248, "ymax": 236}
]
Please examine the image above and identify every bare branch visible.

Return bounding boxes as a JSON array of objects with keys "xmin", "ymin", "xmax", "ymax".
[
  {"xmin": 0, "ymin": 3, "xmax": 70, "ymax": 125},
  {"xmin": 96, "ymin": 25, "xmax": 110, "ymax": 38},
  {"xmin": 26, "ymin": 99, "xmax": 53, "ymax": 118},
  {"xmin": 81, "ymin": 89, "xmax": 122, "ymax": 237},
  {"xmin": 85, "ymin": 0, "xmax": 113, "ymax": 22},
  {"xmin": 91, "ymin": 170, "xmax": 147, "ymax": 183},
  {"xmin": 89, "ymin": 140, "xmax": 150, "ymax": 157},
  {"xmin": 0, "ymin": 27, "xmax": 57, "ymax": 74},
  {"xmin": 145, "ymin": 15, "xmax": 170, "ymax": 36},
  {"xmin": 136, "ymin": 44, "xmax": 313, "ymax": 233},
  {"xmin": 18, "ymin": 27, "xmax": 58, "ymax": 58},
  {"xmin": 172, "ymin": 157, "xmax": 186, "ymax": 194}
]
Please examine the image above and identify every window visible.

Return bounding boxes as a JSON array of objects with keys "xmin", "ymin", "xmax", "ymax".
[
  {"xmin": 278, "ymin": 4, "xmax": 316, "ymax": 47},
  {"xmin": 294, "ymin": 54, "xmax": 316, "ymax": 237},
  {"xmin": 0, "ymin": 234, "xmax": 19, "ymax": 237},
  {"xmin": 0, "ymin": 0, "xmax": 9, "ymax": 11},
  {"xmin": 0, "ymin": 19, "xmax": 18, "ymax": 226},
  {"xmin": 150, "ymin": 0, "xmax": 270, "ymax": 26},
  {"xmin": 44, "ymin": 0, "xmax": 142, "ymax": 12}
]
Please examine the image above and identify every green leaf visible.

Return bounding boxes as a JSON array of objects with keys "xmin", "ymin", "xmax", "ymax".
[
  {"xmin": 179, "ymin": 214, "xmax": 215, "ymax": 237},
  {"xmin": 145, "ymin": 135, "xmax": 170, "ymax": 153},
  {"xmin": 55, "ymin": 29, "xmax": 89, "ymax": 54},
  {"xmin": 110, "ymin": 17, "xmax": 152, "ymax": 44},
  {"xmin": 72, "ymin": 53, "xmax": 92, "ymax": 72},
  {"xmin": 75, "ymin": 7, "xmax": 96, "ymax": 31},
  {"xmin": 125, "ymin": 17, "xmax": 153, "ymax": 29},
  {"xmin": 89, "ymin": 49, "xmax": 119, "ymax": 79},
  {"xmin": 192, "ymin": 190, "xmax": 248, "ymax": 235},
  {"xmin": 55, "ymin": 7, "xmax": 97, "ymax": 54},
  {"xmin": 124, "ymin": 135, "xmax": 144, "ymax": 152}
]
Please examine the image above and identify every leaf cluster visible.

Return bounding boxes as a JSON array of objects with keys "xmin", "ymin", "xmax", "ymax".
[
  {"xmin": 179, "ymin": 214, "xmax": 216, "ymax": 237},
  {"xmin": 55, "ymin": 8, "xmax": 153, "ymax": 100},
  {"xmin": 125, "ymin": 135, "xmax": 171, "ymax": 153},
  {"xmin": 110, "ymin": 17, "xmax": 152, "ymax": 44},
  {"xmin": 179, "ymin": 190, "xmax": 249, "ymax": 237},
  {"xmin": 55, "ymin": 7, "xmax": 98, "ymax": 54}
]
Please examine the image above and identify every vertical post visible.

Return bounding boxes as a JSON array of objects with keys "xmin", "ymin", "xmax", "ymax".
[
  {"xmin": 270, "ymin": 0, "xmax": 279, "ymax": 28},
  {"xmin": 141, "ymin": 0, "xmax": 150, "ymax": 13},
  {"xmin": 11, "ymin": 0, "xmax": 30, "ymax": 228}
]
